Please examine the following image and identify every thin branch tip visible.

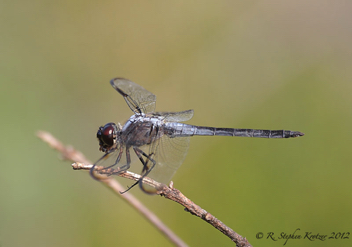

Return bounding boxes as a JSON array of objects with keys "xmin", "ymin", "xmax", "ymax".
[{"xmin": 72, "ymin": 162, "xmax": 92, "ymax": 170}]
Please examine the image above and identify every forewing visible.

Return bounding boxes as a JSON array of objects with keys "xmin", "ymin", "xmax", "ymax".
[
  {"xmin": 110, "ymin": 78, "xmax": 156, "ymax": 114},
  {"xmin": 155, "ymin": 109, "xmax": 194, "ymax": 122}
]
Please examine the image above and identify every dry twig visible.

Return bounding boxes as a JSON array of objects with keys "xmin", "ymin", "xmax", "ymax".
[
  {"xmin": 37, "ymin": 131, "xmax": 187, "ymax": 247},
  {"xmin": 37, "ymin": 130, "xmax": 252, "ymax": 247}
]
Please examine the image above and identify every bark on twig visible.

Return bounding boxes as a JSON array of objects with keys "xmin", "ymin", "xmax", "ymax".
[{"xmin": 37, "ymin": 130, "xmax": 252, "ymax": 247}]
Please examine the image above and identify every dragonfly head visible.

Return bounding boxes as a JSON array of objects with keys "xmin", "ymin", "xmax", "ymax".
[{"xmin": 97, "ymin": 122, "xmax": 120, "ymax": 152}]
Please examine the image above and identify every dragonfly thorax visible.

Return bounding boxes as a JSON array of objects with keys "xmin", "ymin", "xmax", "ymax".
[{"xmin": 121, "ymin": 113, "xmax": 165, "ymax": 147}]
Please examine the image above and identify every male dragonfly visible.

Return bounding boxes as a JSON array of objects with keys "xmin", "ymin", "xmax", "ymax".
[{"xmin": 90, "ymin": 78, "xmax": 304, "ymax": 193}]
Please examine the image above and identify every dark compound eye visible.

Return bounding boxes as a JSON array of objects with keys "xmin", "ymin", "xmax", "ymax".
[{"xmin": 97, "ymin": 123, "xmax": 117, "ymax": 147}]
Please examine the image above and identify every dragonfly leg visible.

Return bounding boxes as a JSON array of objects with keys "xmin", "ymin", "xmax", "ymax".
[
  {"xmin": 133, "ymin": 147, "xmax": 148, "ymax": 168},
  {"xmin": 138, "ymin": 151, "xmax": 157, "ymax": 194},
  {"xmin": 104, "ymin": 146, "xmax": 124, "ymax": 170},
  {"xmin": 134, "ymin": 148, "xmax": 156, "ymax": 171},
  {"xmin": 90, "ymin": 146, "xmax": 127, "ymax": 180},
  {"xmin": 90, "ymin": 151, "xmax": 112, "ymax": 180},
  {"xmin": 120, "ymin": 147, "xmax": 156, "ymax": 194},
  {"xmin": 111, "ymin": 148, "xmax": 131, "ymax": 176}
]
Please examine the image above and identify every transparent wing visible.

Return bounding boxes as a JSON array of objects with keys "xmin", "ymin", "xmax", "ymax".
[
  {"xmin": 145, "ymin": 134, "xmax": 190, "ymax": 186},
  {"xmin": 155, "ymin": 109, "xmax": 194, "ymax": 122},
  {"xmin": 110, "ymin": 78, "xmax": 156, "ymax": 114}
]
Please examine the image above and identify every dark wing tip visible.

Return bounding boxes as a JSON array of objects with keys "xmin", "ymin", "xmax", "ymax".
[
  {"xmin": 110, "ymin": 77, "xmax": 125, "ymax": 87},
  {"xmin": 110, "ymin": 78, "xmax": 129, "ymax": 96}
]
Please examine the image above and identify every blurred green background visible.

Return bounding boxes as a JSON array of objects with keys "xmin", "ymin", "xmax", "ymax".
[{"xmin": 1, "ymin": 1, "xmax": 351, "ymax": 246}]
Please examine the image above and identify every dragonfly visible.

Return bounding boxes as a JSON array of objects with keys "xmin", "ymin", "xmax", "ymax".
[{"xmin": 90, "ymin": 78, "xmax": 304, "ymax": 193}]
